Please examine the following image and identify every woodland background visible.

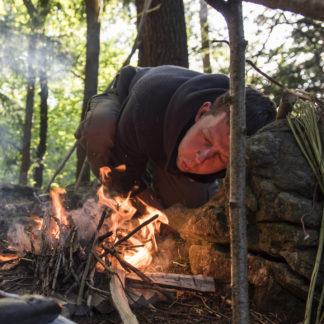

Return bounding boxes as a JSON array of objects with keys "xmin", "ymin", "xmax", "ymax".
[{"xmin": 0, "ymin": 0, "xmax": 323, "ymax": 189}]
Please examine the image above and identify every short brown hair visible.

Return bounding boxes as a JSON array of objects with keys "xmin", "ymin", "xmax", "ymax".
[{"xmin": 208, "ymin": 86, "xmax": 276, "ymax": 136}]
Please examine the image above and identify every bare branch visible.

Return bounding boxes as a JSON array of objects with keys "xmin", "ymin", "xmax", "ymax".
[
  {"xmin": 205, "ymin": 0, "xmax": 230, "ymax": 17},
  {"xmin": 244, "ymin": 0, "xmax": 324, "ymax": 21}
]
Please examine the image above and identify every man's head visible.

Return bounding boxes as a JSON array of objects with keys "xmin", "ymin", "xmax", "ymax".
[{"xmin": 176, "ymin": 87, "xmax": 276, "ymax": 175}]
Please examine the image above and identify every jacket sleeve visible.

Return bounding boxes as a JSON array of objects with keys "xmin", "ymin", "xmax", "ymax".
[{"xmin": 107, "ymin": 92, "xmax": 149, "ymax": 195}]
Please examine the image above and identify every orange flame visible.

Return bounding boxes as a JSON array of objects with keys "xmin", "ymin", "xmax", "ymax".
[
  {"xmin": 0, "ymin": 254, "xmax": 18, "ymax": 262},
  {"xmin": 97, "ymin": 167, "xmax": 169, "ymax": 270},
  {"xmin": 50, "ymin": 188, "xmax": 69, "ymax": 226},
  {"xmin": 49, "ymin": 188, "xmax": 69, "ymax": 240},
  {"xmin": 32, "ymin": 216, "xmax": 43, "ymax": 230}
]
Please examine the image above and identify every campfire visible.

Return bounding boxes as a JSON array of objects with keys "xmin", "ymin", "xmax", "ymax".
[{"xmin": 0, "ymin": 166, "xmax": 216, "ymax": 323}]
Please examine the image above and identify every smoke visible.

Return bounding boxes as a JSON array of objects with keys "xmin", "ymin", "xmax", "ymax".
[
  {"xmin": 7, "ymin": 223, "xmax": 32, "ymax": 253},
  {"xmin": 149, "ymin": 237, "xmax": 179, "ymax": 273},
  {"xmin": 70, "ymin": 198, "xmax": 102, "ymax": 241},
  {"xmin": 0, "ymin": 26, "xmax": 74, "ymax": 185}
]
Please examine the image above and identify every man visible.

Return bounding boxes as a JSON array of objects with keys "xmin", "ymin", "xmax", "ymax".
[{"xmin": 75, "ymin": 65, "xmax": 276, "ymax": 208}]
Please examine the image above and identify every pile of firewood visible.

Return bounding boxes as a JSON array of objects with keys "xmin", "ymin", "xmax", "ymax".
[{"xmin": 0, "ymin": 192, "xmax": 216, "ymax": 323}]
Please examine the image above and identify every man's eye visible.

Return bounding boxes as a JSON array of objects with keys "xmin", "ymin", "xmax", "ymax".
[{"xmin": 203, "ymin": 133, "xmax": 210, "ymax": 144}]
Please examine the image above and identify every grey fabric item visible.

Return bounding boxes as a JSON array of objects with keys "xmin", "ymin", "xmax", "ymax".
[
  {"xmin": 114, "ymin": 66, "xmax": 138, "ymax": 104},
  {"xmin": 87, "ymin": 92, "xmax": 120, "ymax": 126}
]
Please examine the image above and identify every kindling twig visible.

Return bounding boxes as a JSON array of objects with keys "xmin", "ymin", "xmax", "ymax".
[
  {"xmin": 85, "ymin": 208, "xmax": 112, "ymax": 256},
  {"xmin": 76, "ymin": 251, "xmax": 93, "ymax": 306},
  {"xmin": 86, "ymin": 282, "xmax": 111, "ymax": 297},
  {"xmin": 114, "ymin": 253, "xmax": 172, "ymax": 301},
  {"xmin": 69, "ymin": 228, "xmax": 79, "ymax": 282},
  {"xmin": 92, "ymin": 252, "xmax": 115, "ymax": 277},
  {"xmin": 114, "ymin": 214, "xmax": 159, "ymax": 248},
  {"xmin": 51, "ymin": 251, "xmax": 62, "ymax": 292},
  {"xmin": 97, "ymin": 231, "xmax": 113, "ymax": 243},
  {"xmin": 76, "ymin": 208, "xmax": 111, "ymax": 305},
  {"xmin": 51, "ymin": 226, "xmax": 74, "ymax": 292},
  {"xmin": 114, "ymin": 253, "xmax": 154, "ymax": 285}
]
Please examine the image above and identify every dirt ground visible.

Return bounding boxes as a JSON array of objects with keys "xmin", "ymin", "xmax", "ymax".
[{"xmin": 71, "ymin": 290, "xmax": 285, "ymax": 324}]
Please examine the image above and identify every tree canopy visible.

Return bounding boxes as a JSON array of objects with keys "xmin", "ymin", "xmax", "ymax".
[{"xmin": 0, "ymin": 0, "xmax": 322, "ymax": 188}]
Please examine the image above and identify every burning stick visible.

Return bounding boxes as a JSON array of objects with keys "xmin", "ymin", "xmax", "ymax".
[
  {"xmin": 114, "ymin": 253, "xmax": 172, "ymax": 301},
  {"xmin": 114, "ymin": 214, "xmax": 159, "ymax": 248},
  {"xmin": 114, "ymin": 253, "xmax": 155, "ymax": 286}
]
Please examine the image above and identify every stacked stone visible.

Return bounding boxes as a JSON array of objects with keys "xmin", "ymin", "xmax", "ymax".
[{"xmin": 166, "ymin": 120, "xmax": 323, "ymax": 321}]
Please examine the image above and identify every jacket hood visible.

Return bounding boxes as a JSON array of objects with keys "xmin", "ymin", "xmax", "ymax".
[{"xmin": 163, "ymin": 73, "xmax": 229, "ymax": 179}]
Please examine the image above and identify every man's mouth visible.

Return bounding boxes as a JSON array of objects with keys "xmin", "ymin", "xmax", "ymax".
[{"xmin": 181, "ymin": 160, "xmax": 191, "ymax": 172}]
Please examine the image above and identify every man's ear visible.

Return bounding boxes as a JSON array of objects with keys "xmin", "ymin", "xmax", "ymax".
[{"xmin": 194, "ymin": 101, "xmax": 212, "ymax": 122}]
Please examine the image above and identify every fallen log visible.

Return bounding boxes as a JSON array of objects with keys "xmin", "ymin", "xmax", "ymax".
[{"xmin": 126, "ymin": 272, "xmax": 216, "ymax": 292}]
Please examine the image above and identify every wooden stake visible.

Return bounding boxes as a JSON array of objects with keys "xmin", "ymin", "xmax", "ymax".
[{"xmin": 109, "ymin": 260, "xmax": 139, "ymax": 324}]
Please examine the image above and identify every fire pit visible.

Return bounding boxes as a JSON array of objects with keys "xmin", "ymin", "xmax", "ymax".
[
  {"xmin": 0, "ymin": 168, "xmax": 219, "ymax": 323},
  {"xmin": 0, "ymin": 179, "xmax": 284, "ymax": 324}
]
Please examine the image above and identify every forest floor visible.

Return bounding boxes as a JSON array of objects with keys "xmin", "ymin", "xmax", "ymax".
[{"xmin": 71, "ymin": 290, "xmax": 285, "ymax": 324}]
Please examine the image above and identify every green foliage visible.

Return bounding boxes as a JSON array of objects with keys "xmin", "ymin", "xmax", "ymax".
[
  {"xmin": 0, "ymin": 0, "xmax": 130, "ymax": 188},
  {"xmin": 247, "ymin": 11, "xmax": 323, "ymax": 104},
  {"xmin": 0, "ymin": 0, "xmax": 322, "ymax": 189}
]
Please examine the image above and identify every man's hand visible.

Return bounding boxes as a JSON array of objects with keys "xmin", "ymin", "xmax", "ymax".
[
  {"xmin": 74, "ymin": 94, "xmax": 120, "ymax": 177},
  {"xmin": 136, "ymin": 188, "xmax": 164, "ymax": 211}
]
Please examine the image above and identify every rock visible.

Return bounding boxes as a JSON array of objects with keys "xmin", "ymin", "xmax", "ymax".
[
  {"xmin": 246, "ymin": 120, "xmax": 317, "ymax": 199},
  {"xmin": 251, "ymin": 222, "xmax": 319, "ymax": 255},
  {"xmin": 274, "ymin": 191, "xmax": 322, "ymax": 228},
  {"xmin": 189, "ymin": 244, "xmax": 231, "ymax": 283},
  {"xmin": 166, "ymin": 197, "xmax": 229, "ymax": 245},
  {"xmin": 249, "ymin": 176, "xmax": 322, "ymax": 227},
  {"xmin": 166, "ymin": 120, "xmax": 323, "ymax": 321},
  {"xmin": 280, "ymin": 249, "xmax": 324, "ymax": 284}
]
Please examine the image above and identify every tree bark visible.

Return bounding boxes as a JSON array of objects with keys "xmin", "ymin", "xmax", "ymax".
[
  {"xmin": 227, "ymin": 2, "xmax": 249, "ymax": 322},
  {"xmin": 20, "ymin": 0, "xmax": 51, "ymax": 186},
  {"xmin": 135, "ymin": 0, "xmax": 188, "ymax": 67},
  {"xmin": 19, "ymin": 36, "xmax": 36, "ymax": 186},
  {"xmin": 34, "ymin": 46, "xmax": 48, "ymax": 188},
  {"xmin": 200, "ymin": 0, "xmax": 212, "ymax": 73},
  {"xmin": 206, "ymin": 0, "xmax": 249, "ymax": 322},
  {"xmin": 76, "ymin": 0, "xmax": 101, "ymax": 183},
  {"xmin": 244, "ymin": 0, "xmax": 324, "ymax": 21}
]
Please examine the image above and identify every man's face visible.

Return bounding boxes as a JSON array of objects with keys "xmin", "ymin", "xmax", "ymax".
[{"xmin": 176, "ymin": 103, "xmax": 229, "ymax": 175}]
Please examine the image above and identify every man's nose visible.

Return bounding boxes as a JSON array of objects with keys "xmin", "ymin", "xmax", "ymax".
[{"xmin": 195, "ymin": 147, "xmax": 216, "ymax": 164}]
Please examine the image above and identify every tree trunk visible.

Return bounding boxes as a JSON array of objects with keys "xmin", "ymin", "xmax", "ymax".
[
  {"xmin": 135, "ymin": 0, "xmax": 188, "ymax": 67},
  {"xmin": 244, "ymin": 0, "xmax": 324, "ymax": 22},
  {"xmin": 34, "ymin": 46, "xmax": 48, "ymax": 188},
  {"xmin": 227, "ymin": 1, "xmax": 249, "ymax": 322},
  {"xmin": 76, "ymin": 0, "xmax": 101, "ymax": 183},
  {"xmin": 206, "ymin": 0, "xmax": 249, "ymax": 322},
  {"xmin": 200, "ymin": 0, "xmax": 212, "ymax": 73},
  {"xmin": 19, "ymin": 36, "xmax": 36, "ymax": 186}
]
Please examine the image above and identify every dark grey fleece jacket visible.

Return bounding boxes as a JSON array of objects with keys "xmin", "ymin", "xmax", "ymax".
[{"xmin": 110, "ymin": 65, "xmax": 229, "ymax": 193}]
